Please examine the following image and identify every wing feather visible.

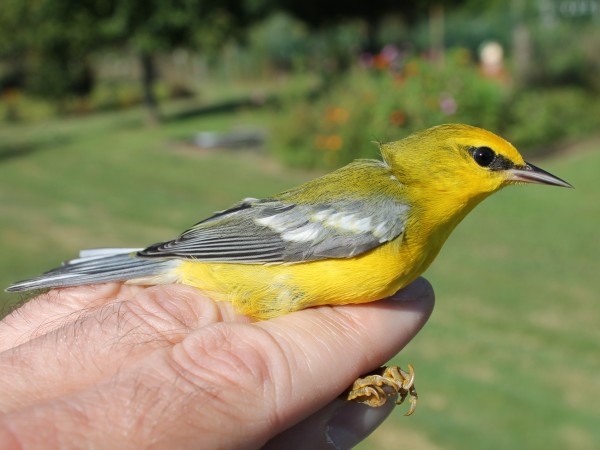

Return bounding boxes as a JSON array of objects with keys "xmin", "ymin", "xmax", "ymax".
[{"xmin": 139, "ymin": 196, "xmax": 409, "ymax": 264}]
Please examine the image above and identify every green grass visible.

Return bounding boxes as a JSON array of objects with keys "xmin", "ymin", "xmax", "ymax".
[{"xmin": 1, "ymin": 105, "xmax": 598, "ymax": 449}]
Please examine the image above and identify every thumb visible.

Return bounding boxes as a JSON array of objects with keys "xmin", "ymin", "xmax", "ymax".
[{"xmin": 262, "ymin": 397, "xmax": 395, "ymax": 450}]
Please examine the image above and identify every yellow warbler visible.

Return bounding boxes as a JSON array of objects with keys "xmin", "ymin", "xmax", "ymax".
[{"xmin": 6, "ymin": 124, "xmax": 571, "ymax": 410}]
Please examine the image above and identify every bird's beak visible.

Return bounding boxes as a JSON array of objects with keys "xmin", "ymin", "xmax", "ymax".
[{"xmin": 507, "ymin": 162, "xmax": 573, "ymax": 188}]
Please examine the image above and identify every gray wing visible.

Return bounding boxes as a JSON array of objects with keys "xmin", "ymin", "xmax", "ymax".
[{"xmin": 139, "ymin": 197, "xmax": 410, "ymax": 263}]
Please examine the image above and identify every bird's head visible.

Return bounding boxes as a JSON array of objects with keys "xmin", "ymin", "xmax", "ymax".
[{"xmin": 381, "ymin": 124, "xmax": 571, "ymax": 203}]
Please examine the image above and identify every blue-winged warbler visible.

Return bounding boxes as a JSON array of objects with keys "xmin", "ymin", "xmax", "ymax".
[{"xmin": 7, "ymin": 124, "xmax": 571, "ymax": 412}]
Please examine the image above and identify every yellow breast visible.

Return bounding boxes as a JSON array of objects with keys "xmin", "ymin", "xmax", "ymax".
[{"xmin": 173, "ymin": 232, "xmax": 434, "ymax": 320}]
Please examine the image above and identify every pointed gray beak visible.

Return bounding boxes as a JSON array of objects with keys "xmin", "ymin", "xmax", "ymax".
[{"xmin": 507, "ymin": 162, "xmax": 573, "ymax": 188}]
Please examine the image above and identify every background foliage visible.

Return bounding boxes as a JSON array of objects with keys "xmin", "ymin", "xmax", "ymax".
[{"xmin": 2, "ymin": 1, "xmax": 599, "ymax": 164}]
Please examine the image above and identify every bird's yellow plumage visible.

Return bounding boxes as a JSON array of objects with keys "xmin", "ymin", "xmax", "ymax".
[
  {"xmin": 7, "ymin": 124, "xmax": 571, "ymax": 322},
  {"xmin": 6, "ymin": 123, "xmax": 572, "ymax": 412},
  {"xmin": 175, "ymin": 237, "xmax": 412, "ymax": 319}
]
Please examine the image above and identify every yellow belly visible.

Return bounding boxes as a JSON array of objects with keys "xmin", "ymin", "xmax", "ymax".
[{"xmin": 173, "ymin": 236, "xmax": 430, "ymax": 320}]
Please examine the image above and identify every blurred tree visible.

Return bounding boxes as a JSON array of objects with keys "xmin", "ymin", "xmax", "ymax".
[
  {"xmin": 0, "ymin": 0, "xmax": 269, "ymax": 122},
  {"xmin": 99, "ymin": 0, "xmax": 270, "ymax": 122},
  {"xmin": 276, "ymin": 0, "xmax": 468, "ymax": 30},
  {"xmin": 276, "ymin": 0, "xmax": 468, "ymax": 67},
  {"xmin": 0, "ymin": 0, "xmax": 101, "ymax": 108}
]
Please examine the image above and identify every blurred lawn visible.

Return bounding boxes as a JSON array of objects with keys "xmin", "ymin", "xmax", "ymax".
[{"xmin": 1, "ymin": 105, "xmax": 598, "ymax": 449}]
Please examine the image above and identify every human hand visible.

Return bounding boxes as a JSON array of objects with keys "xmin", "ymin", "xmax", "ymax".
[{"xmin": 0, "ymin": 278, "xmax": 434, "ymax": 449}]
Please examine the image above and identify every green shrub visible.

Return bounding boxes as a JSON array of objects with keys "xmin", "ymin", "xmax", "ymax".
[
  {"xmin": 0, "ymin": 90, "xmax": 55, "ymax": 122},
  {"xmin": 506, "ymin": 87, "xmax": 600, "ymax": 155},
  {"xmin": 270, "ymin": 50, "xmax": 510, "ymax": 168}
]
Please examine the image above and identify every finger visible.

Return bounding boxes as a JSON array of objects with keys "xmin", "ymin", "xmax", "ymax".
[
  {"xmin": 0, "ymin": 282, "xmax": 250, "ymax": 355},
  {"xmin": 0, "ymin": 283, "xmax": 248, "ymax": 352},
  {"xmin": 263, "ymin": 397, "xmax": 395, "ymax": 450},
  {"xmin": 154, "ymin": 277, "xmax": 434, "ymax": 447},
  {"xmin": 0, "ymin": 284, "xmax": 248, "ymax": 412},
  {"xmin": 0, "ymin": 279, "xmax": 433, "ymax": 449},
  {"xmin": 258, "ymin": 277, "xmax": 435, "ymax": 409},
  {"xmin": 0, "ymin": 283, "xmax": 135, "ymax": 351}
]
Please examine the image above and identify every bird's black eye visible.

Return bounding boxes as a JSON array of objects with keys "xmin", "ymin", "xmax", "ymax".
[{"xmin": 471, "ymin": 146, "xmax": 496, "ymax": 167}]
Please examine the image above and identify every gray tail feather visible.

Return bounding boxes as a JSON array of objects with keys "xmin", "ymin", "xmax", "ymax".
[{"xmin": 6, "ymin": 248, "xmax": 178, "ymax": 292}]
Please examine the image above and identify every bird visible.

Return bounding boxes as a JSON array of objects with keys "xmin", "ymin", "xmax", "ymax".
[{"xmin": 6, "ymin": 123, "xmax": 571, "ymax": 412}]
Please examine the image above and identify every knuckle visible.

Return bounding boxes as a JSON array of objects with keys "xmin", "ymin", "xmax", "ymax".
[
  {"xmin": 117, "ymin": 285, "xmax": 220, "ymax": 345},
  {"xmin": 165, "ymin": 323, "xmax": 291, "ymax": 426}
]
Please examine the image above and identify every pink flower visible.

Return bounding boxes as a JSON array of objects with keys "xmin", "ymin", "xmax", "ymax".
[{"xmin": 440, "ymin": 94, "xmax": 457, "ymax": 115}]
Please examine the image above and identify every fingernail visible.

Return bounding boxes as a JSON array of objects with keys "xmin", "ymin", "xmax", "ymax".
[
  {"xmin": 389, "ymin": 277, "xmax": 434, "ymax": 303},
  {"xmin": 325, "ymin": 399, "xmax": 395, "ymax": 449}
]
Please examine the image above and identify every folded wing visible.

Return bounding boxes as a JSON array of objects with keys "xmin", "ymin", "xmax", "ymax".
[{"xmin": 139, "ymin": 196, "xmax": 409, "ymax": 263}]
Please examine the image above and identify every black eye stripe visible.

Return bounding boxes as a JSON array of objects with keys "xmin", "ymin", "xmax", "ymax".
[{"xmin": 468, "ymin": 147, "xmax": 515, "ymax": 171}]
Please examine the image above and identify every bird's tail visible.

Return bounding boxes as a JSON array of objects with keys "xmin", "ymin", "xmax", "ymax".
[{"xmin": 6, "ymin": 248, "xmax": 179, "ymax": 292}]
